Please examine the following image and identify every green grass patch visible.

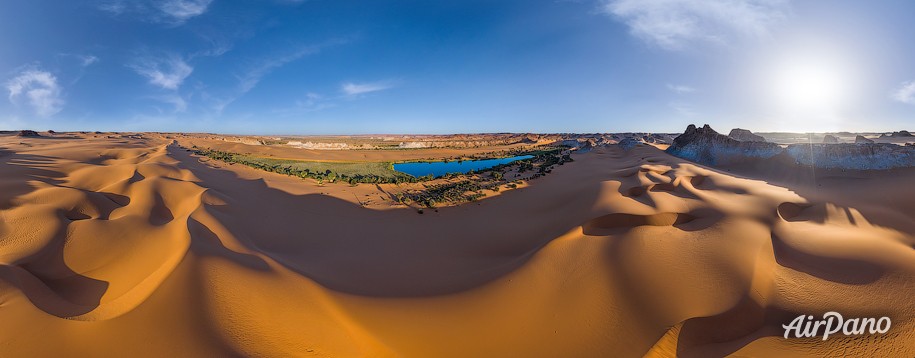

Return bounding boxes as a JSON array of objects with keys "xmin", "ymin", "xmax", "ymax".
[
  {"xmin": 194, "ymin": 148, "xmax": 423, "ymax": 184},
  {"xmin": 237, "ymin": 156, "xmax": 404, "ymax": 178}
]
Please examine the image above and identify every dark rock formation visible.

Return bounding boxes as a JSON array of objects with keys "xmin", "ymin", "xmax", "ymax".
[
  {"xmin": 880, "ymin": 130, "xmax": 913, "ymax": 138},
  {"xmin": 855, "ymin": 135, "xmax": 874, "ymax": 144},
  {"xmin": 618, "ymin": 137, "xmax": 644, "ymax": 150},
  {"xmin": 643, "ymin": 133, "xmax": 674, "ymax": 145},
  {"xmin": 667, "ymin": 124, "xmax": 915, "ymax": 170},
  {"xmin": 786, "ymin": 143, "xmax": 915, "ymax": 170},
  {"xmin": 666, "ymin": 124, "xmax": 783, "ymax": 165},
  {"xmin": 728, "ymin": 128, "xmax": 766, "ymax": 142},
  {"xmin": 559, "ymin": 139, "xmax": 583, "ymax": 148},
  {"xmin": 17, "ymin": 130, "xmax": 40, "ymax": 137},
  {"xmin": 823, "ymin": 135, "xmax": 839, "ymax": 143}
]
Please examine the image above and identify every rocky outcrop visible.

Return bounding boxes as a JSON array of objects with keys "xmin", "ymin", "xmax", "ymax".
[
  {"xmin": 880, "ymin": 130, "xmax": 913, "ymax": 138},
  {"xmin": 728, "ymin": 128, "xmax": 766, "ymax": 142},
  {"xmin": 855, "ymin": 135, "xmax": 874, "ymax": 144},
  {"xmin": 618, "ymin": 138, "xmax": 645, "ymax": 151},
  {"xmin": 786, "ymin": 143, "xmax": 915, "ymax": 170},
  {"xmin": 398, "ymin": 142, "xmax": 428, "ymax": 149},
  {"xmin": 823, "ymin": 135, "xmax": 839, "ymax": 143},
  {"xmin": 17, "ymin": 130, "xmax": 40, "ymax": 137},
  {"xmin": 667, "ymin": 124, "xmax": 915, "ymax": 170},
  {"xmin": 559, "ymin": 139, "xmax": 583, "ymax": 148},
  {"xmin": 646, "ymin": 133, "xmax": 674, "ymax": 145},
  {"xmin": 666, "ymin": 124, "xmax": 783, "ymax": 165}
]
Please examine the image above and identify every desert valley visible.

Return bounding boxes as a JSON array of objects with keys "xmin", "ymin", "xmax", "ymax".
[{"xmin": 1, "ymin": 127, "xmax": 913, "ymax": 357}]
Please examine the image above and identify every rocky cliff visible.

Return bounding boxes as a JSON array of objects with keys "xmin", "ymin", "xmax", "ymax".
[
  {"xmin": 667, "ymin": 124, "xmax": 915, "ymax": 170},
  {"xmin": 728, "ymin": 128, "xmax": 766, "ymax": 142},
  {"xmin": 880, "ymin": 130, "xmax": 913, "ymax": 138},
  {"xmin": 665, "ymin": 124, "xmax": 783, "ymax": 165},
  {"xmin": 786, "ymin": 143, "xmax": 915, "ymax": 170}
]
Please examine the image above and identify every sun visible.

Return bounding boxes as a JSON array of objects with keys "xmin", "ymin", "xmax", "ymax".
[
  {"xmin": 772, "ymin": 59, "xmax": 846, "ymax": 111},
  {"xmin": 755, "ymin": 42, "xmax": 862, "ymax": 131}
]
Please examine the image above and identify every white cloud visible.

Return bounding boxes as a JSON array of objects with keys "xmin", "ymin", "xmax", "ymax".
[
  {"xmin": 157, "ymin": 0, "xmax": 213, "ymax": 22},
  {"xmin": 97, "ymin": 0, "xmax": 128, "ymax": 15},
  {"xmin": 6, "ymin": 68, "xmax": 65, "ymax": 117},
  {"xmin": 98, "ymin": 0, "xmax": 212, "ymax": 24},
  {"xmin": 341, "ymin": 81, "xmax": 397, "ymax": 96},
  {"xmin": 891, "ymin": 81, "xmax": 915, "ymax": 105},
  {"xmin": 209, "ymin": 40, "xmax": 350, "ymax": 114},
  {"xmin": 129, "ymin": 55, "xmax": 193, "ymax": 90},
  {"xmin": 602, "ymin": 0, "xmax": 790, "ymax": 50},
  {"xmin": 79, "ymin": 55, "xmax": 99, "ymax": 67},
  {"xmin": 237, "ymin": 46, "xmax": 322, "ymax": 94},
  {"xmin": 667, "ymin": 83, "xmax": 696, "ymax": 94}
]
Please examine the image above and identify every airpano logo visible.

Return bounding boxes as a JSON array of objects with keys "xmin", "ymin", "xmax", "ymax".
[{"xmin": 783, "ymin": 312, "xmax": 891, "ymax": 340}]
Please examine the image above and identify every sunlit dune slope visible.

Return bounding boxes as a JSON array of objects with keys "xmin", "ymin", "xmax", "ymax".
[{"xmin": 1, "ymin": 134, "xmax": 913, "ymax": 357}]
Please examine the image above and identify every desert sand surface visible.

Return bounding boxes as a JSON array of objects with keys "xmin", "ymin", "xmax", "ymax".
[{"xmin": 1, "ymin": 132, "xmax": 913, "ymax": 357}]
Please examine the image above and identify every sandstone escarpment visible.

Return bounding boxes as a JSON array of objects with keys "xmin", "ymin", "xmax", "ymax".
[
  {"xmin": 786, "ymin": 143, "xmax": 915, "ymax": 170},
  {"xmin": 880, "ymin": 130, "xmax": 913, "ymax": 138},
  {"xmin": 728, "ymin": 128, "xmax": 766, "ymax": 142},
  {"xmin": 667, "ymin": 124, "xmax": 915, "ymax": 170},
  {"xmin": 665, "ymin": 124, "xmax": 783, "ymax": 165}
]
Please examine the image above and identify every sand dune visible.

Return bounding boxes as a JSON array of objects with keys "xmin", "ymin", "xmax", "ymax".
[{"xmin": 1, "ymin": 133, "xmax": 913, "ymax": 357}]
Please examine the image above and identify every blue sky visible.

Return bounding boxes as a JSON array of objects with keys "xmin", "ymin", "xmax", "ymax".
[{"xmin": 2, "ymin": 0, "xmax": 914, "ymax": 134}]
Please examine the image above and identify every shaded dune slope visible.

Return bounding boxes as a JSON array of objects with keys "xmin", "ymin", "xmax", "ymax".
[{"xmin": 0, "ymin": 136, "xmax": 913, "ymax": 357}]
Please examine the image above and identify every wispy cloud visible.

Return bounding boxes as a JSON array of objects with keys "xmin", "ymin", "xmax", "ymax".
[
  {"xmin": 129, "ymin": 54, "xmax": 193, "ymax": 90},
  {"xmin": 203, "ymin": 46, "xmax": 323, "ymax": 115},
  {"xmin": 6, "ymin": 68, "xmax": 65, "ymax": 117},
  {"xmin": 98, "ymin": 0, "xmax": 212, "ymax": 25},
  {"xmin": 288, "ymin": 92, "xmax": 337, "ymax": 113},
  {"xmin": 156, "ymin": 94, "xmax": 189, "ymax": 112},
  {"xmin": 891, "ymin": 81, "xmax": 915, "ymax": 105},
  {"xmin": 97, "ymin": 0, "xmax": 128, "ymax": 15},
  {"xmin": 341, "ymin": 80, "xmax": 398, "ymax": 96},
  {"xmin": 669, "ymin": 101, "xmax": 697, "ymax": 117},
  {"xmin": 157, "ymin": 0, "xmax": 213, "ymax": 22},
  {"xmin": 209, "ymin": 39, "xmax": 351, "ymax": 114},
  {"xmin": 666, "ymin": 83, "xmax": 696, "ymax": 94},
  {"xmin": 79, "ymin": 55, "xmax": 99, "ymax": 67},
  {"xmin": 57, "ymin": 53, "xmax": 100, "ymax": 68},
  {"xmin": 273, "ymin": 81, "xmax": 398, "ymax": 117},
  {"xmin": 237, "ymin": 46, "xmax": 323, "ymax": 94},
  {"xmin": 601, "ymin": 0, "xmax": 790, "ymax": 50}
]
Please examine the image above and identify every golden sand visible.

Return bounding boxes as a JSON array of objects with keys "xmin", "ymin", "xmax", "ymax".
[{"xmin": 1, "ymin": 133, "xmax": 912, "ymax": 357}]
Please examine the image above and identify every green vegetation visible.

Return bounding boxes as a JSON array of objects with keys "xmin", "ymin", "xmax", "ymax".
[
  {"xmin": 402, "ymin": 180, "xmax": 488, "ymax": 208},
  {"xmin": 194, "ymin": 148, "xmax": 421, "ymax": 184},
  {"xmin": 192, "ymin": 145, "xmax": 576, "ymax": 208}
]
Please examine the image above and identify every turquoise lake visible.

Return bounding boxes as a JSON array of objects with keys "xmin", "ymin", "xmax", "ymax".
[{"xmin": 394, "ymin": 155, "xmax": 533, "ymax": 178}]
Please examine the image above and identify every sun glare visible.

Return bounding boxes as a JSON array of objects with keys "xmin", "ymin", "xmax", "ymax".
[
  {"xmin": 772, "ymin": 60, "xmax": 846, "ymax": 111},
  {"xmin": 758, "ymin": 44, "xmax": 861, "ymax": 131}
]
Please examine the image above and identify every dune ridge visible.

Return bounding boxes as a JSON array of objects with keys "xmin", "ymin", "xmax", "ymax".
[{"xmin": 1, "ymin": 134, "xmax": 913, "ymax": 357}]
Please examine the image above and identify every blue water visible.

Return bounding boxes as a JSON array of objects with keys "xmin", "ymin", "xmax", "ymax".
[{"xmin": 394, "ymin": 155, "xmax": 533, "ymax": 178}]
